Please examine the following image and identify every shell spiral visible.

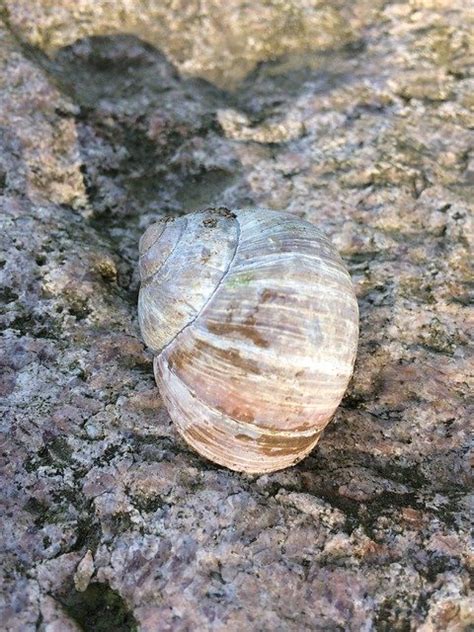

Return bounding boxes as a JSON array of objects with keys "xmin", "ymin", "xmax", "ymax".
[{"xmin": 138, "ymin": 208, "xmax": 359, "ymax": 473}]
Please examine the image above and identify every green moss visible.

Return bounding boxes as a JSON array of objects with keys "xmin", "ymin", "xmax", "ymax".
[
  {"xmin": 25, "ymin": 436, "xmax": 74, "ymax": 473},
  {"xmin": 73, "ymin": 513, "xmax": 102, "ymax": 553},
  {"xmin": 398, "ymin": 278, "xmax": 435, "ymax": 304},
  {"xmin": 420, "ymin": 317, "xmax": 459, "ymax": 355},
  {"xmin": 61, "ymin": 583, "xmax": 138, "ymax": 632}
]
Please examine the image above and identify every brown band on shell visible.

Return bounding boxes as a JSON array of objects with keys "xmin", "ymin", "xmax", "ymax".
[{"xmin": 155, "ymin": 355, "xmax": 323, "ymax": 473}]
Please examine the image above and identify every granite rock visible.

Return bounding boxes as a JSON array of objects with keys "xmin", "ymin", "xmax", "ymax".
[
  {"xmin": 0, "ymin": 1, "xmax": 473, "ymax": 630},
  {"xmin": 3, "ymin": 0, "xmax": 358, "ymax": 90}
]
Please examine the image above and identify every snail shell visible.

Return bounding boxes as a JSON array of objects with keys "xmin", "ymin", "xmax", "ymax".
[{"xmin": 138, "ymin": 208, "xmax": 358, "ymax": 473}]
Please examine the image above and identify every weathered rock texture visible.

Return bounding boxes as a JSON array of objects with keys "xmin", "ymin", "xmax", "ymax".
[
  {"xmin": 0, "ymin": 0, "xmax": 473, "ymax": 630},
  {"xmin": 3, "ymin": 0, "xmax": 358, "ymax": 90}
]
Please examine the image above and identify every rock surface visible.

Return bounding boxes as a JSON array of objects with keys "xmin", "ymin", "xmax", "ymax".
[
  {"xmin": 3, "ymin": 0, "xmax": 358, "ymax": 90},
  {"xmin": 0, "ymin": 1, "xmax": 473, "ymax": 630}
]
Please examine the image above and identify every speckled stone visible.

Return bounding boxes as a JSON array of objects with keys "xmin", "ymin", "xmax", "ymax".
[{"xmin": 0, "ymin": 2, "xmax": 473, "ymax": 630}]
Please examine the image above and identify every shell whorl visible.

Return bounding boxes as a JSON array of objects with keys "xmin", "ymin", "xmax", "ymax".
[
  {"xmin": 138, "ymin": 208, "xmax": 238, "ymax": 353},
  {"xmin": 138, "ymin": 208, "xmax": 359, "ymax": 473}
]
